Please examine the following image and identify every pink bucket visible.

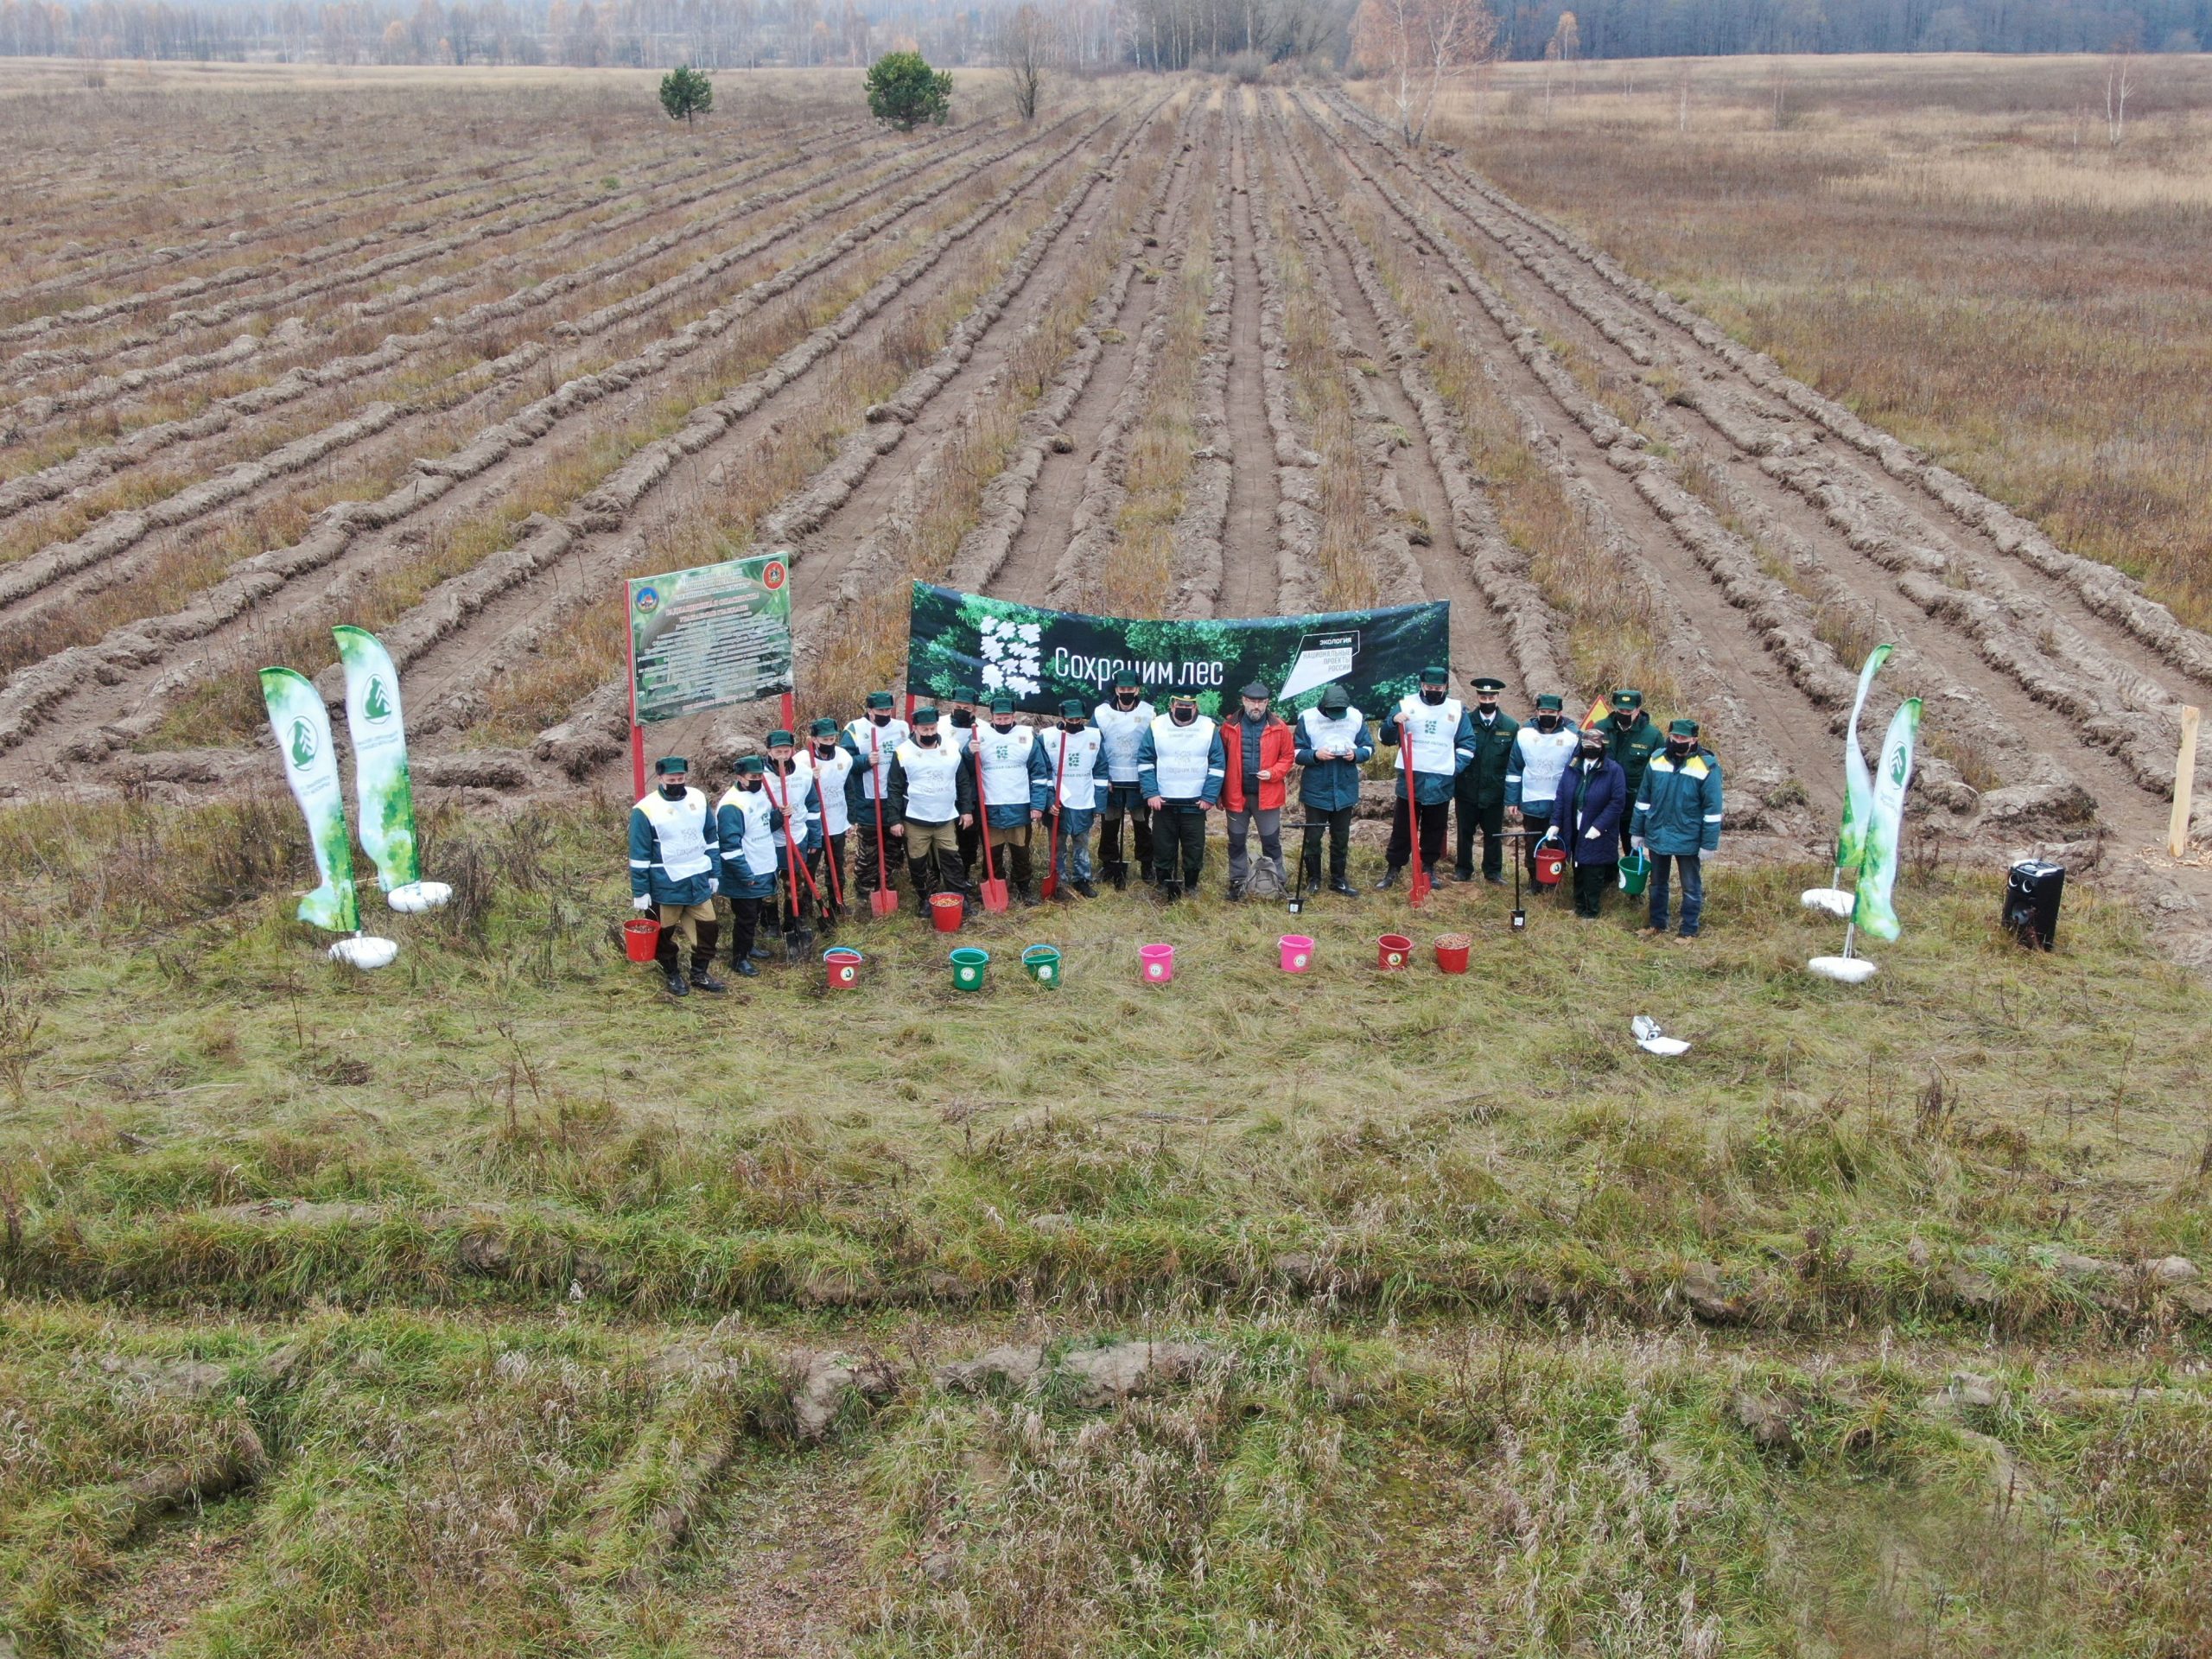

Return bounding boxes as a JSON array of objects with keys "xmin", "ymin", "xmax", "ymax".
[
  {"xmin": 1140, "ymin": 942, "xmax": 1176, "ymax": 984},
  {"xmin": 1279, "ymin": 934, "xmax": 1314, "ymax": 973}
]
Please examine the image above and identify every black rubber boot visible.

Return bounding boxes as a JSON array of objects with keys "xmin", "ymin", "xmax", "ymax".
[
  {"xmin": 690, "ymin": 922, "xmax": 727, "ymax": 992},
  {"xmin": 1108, "ymin": 860, "xmax": 1129, "ymax": 891},
  {"xmin": 1374, "ymin": 867, "xmax": 1400, "ymax": 890},
  {"xmin": 655, "ymin": 931, "xmax": 688, "ymax": 997},
  {"xmin": 1011, "ymin": 844, "xmax": 1034, "ymax": 905},
  {"xmin": 1331, "ymin": 876, "xmax": 1358, "ymax": 896},
  {"xmin": 908, "ymin": 857, "xmax": 937, "ymax": 925}
]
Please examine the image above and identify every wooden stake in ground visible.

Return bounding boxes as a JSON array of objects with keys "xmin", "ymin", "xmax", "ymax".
[{"xmin": 2171, "ymin": 705, "xmax": 2201, "ymax": 858}]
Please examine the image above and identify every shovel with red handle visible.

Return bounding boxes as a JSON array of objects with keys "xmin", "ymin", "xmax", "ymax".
[
  {"xmin": 868, "ymin": 724, "xmax": 899, "ymax": 918},
  {"xmin": 1039, "ymin": 726, "xmax": 1071, "ymax": 899},
  {"xmin": 971, "ymin": 737, "xmax": 1009, "ymax": 913},
  {"xmin": 1402, "ymin": 711, "xmax": 1431, "ymax": 907},
  {"xmin": 773, "ymin": 766, "xmax": 827, "ymax": 956}
]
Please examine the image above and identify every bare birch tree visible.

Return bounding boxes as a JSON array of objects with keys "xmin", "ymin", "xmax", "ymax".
[
  {"xmin": 994, "ymin": 3, "xmax": 1054, "ymax": 124},
  {"xmin": 1351, "ymin": 0, "xmax": 1495, "ymax": 147}
]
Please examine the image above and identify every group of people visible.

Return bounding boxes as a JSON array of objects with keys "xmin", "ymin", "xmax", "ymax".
[{"xmin": 625, "ymin": 671, "xmax": 1725, "ymax": 995}]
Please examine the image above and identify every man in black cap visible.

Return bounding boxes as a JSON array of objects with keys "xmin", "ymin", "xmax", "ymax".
[
  {"xmin": 1092, "ymin": 668, "xmax": 1155, "ymax": 889},
  {"xmin": 839, "ymin": 691, "xmax": 908, "ymax": 902},
  {"xmin": 1033, "ymin": 697, "xmax": 1109, "ymax": 897},
  {"xmin": 974, "ymin": 695, "xmax": 1039, "ymax": 903},
  {"xmin": 714, "ymin": 755, "xmax": 778, "ymax": 979},
  {"xmin": 1376, "ymin": 665, "xmax": 1474, "ymax": 888},
  {"xmin": 886, "ymin": 707, "xmax": 976, "ymax": 911},
  {"xmin": 1294, "ymin": 683, "xmax": 1372, "ymax": 895},
  {"xmin": 1219, "ymin": 681, "xmax": 1293, "ymax": 899},
  {"xmin": 807, "ymin": 717, "xmax": 855, "ymax": 930},
  {"xmin": 1506, "ymin": 693, "xmax": 1580, "ymax": 887},
  {"xmin": 629, "ymin": 754, "xmax": 723, "ymax": 995},
  {"xmin": 761, "ymin": 728, "xmax": 823, "ymax": 957},
  {"xmin": 1454, "ymin": 675, "xmax": 1519, "ymax": 885},
  {"xmin": 1135, "ymin": 691, "xmax": 1224, "ymax": 900},
  {"xmin": 1604, "ymin": 689, "xmax": 1664, "ymax": 858}
]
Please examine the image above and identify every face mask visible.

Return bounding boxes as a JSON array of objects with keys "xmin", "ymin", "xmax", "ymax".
[
  {"xmin": 1065, "ymin": 721, "xmax": 1085, "ymax": 734},
  {"xmin": 1667, "ymin": 737, "xmax": 1693, "ymax": 757},
  {"xmin": 1477, "ymin": 700, "xmax": 1497, "ymax": 714},
  {"xmin": 1614, "ymin": 711, "xmax": 1635, "ymax": 728},
  {"xmin": 917, "ymin": 732, "xmax": 940, "ymax": 747},
  {"xmin": 1536, "ymin": 714, "xmax": 1560, "ymax": 732},
  {"xmin": 1172, "ymin": 706, "xmax": 1196, "ymax": 725},
  {"xmin": 816, "ymin": 741, "xmax": 837, "ymax": 757},
  {"xmin": 1116, "ymin": 690, "xmax": 1137, "ymax": 708},
  {"xmin": 951, "ymin": 710, "xmax": 974, "ymax": 728},
  {"xmin": 1582, "ymin": 750, "xmax": 1604, "ymax": 768},
  {"xmin": 659, "ymin": 780, "xmax": 686, "ymax": 798},
  {"xmin": 1421, "ymin": 686, "xmax": 1446, "ymax": 705},
  {"xmin": 770, "ymin": 754, "xmax": 792, "ymax": 772},
  {"xmin": 870, "ymin": 711, "xmax": 891, "ymax": 727},
  {"xmin": 740, "ymin": 777, "xmax": 762, "ymax": 792},
  {"xmin": 992, "ymin": 718, "xmax": 1016, "ymax": 734}
]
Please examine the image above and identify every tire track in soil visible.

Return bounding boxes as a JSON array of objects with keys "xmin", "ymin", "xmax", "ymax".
[
  {"xmin": 0, "ymin": 117, "xmax": 1105, "ymax": 790},
  {"xmin": 1262, "ymin": 92, "xmax": 1526, "ymax": 710},
  {"xmin": 402, "ymin": 98, "xmax": 1164, "ymax": 791},
  {"xmin": 987, "ymin": 105, "xmax": 1212, "ymax": 607},
  {"xmin": 1301, "ymin": 96, "xmax": 1839, "ymax": 820},
  {"xmin": 1217, "ymin": 92, "xmax": 1280, "ymax": 622}
]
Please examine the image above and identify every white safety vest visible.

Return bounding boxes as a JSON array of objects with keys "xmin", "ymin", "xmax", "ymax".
[
  {"xmin": 764, "ymin": 756, "xmax": 815, "ymax": 841},
  {"xmin": 894, "ymin": 740, "xmax": 963, "ymax": 823},
  {"xmin": 1147, "ymin": 713, "xmax": 1217, "ymax": 800},
  {"xmin": 1094, "ymin": 699, "xmax": 1156, "ymax": 783},
  {"xmin": 1037, "ymin": 726, "xmax": 1103, "ymax": 810},
  {"xmin": 1392, "ymin": 694, "xmax": 1463, "ymax": 778},
  {"xmin": 1299, "ymin": 705, "xmax": 1365, "ymax": 758},
  {"xmin": 843, "ymin": 715, "xmax": 909, "ymax": 798},
  {"xmin": 974, "ymin": 724, "xmax": 1035, "ymax": 807},
  {"xmin": 633, "ymin": 787, "xmax": 713, "ymax": 882},
  {"xmin": 810, "ymin": 745, "xmax": 854, "ymax": 836},
  {"xmin": 1512, "ymin": 724, "xmax": 1581, "ymax": 809},
  {"xmin": 715, "ymin": 785, "xmax": 776, "ymax": 874},
  {"xmin": 946, "ymin": 716, "xmax": 977, "ymax": 755}
]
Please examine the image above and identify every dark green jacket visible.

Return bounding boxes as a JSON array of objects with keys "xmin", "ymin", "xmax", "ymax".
[
  {"xmin": 1459, "ymin": 708, "xmax": 1521, "ymax": 807},
  {"xmin": 1605, "ymin": 710, "xmax": 1665, "ymax": 806}
]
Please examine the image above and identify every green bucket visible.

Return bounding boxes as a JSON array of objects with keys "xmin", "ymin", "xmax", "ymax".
[
  {"xmin": 949, "ymin": 946, "xmax": 990, "ymax": 991},
  {"xmin": 1618, "ymin": 849, "xmax": 1650, "ymax": 897},
  {"xmin": 1021, "ymin": 944, "xmax": 1063, "ymax": 985}
]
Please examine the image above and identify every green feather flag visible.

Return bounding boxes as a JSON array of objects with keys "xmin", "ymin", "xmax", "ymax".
[
  {"xmin": 1836, "ymin": 644, "xmax": 1894, "ymax": 873},
  {"xmin": 259, "ymin": 666, "xmax": 359, "ymax": 934},
  {"xmin": 1853, "ymin": 696, "xmax": 1922, "ymax": 943},
  {"xmin": 333, "ymin": 626, "xmax": 421, "ymax": 892}
]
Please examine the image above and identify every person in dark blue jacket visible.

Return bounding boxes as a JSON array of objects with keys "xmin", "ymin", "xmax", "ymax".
[
  {"xmin": 715, "ymin": 756, "xmax": 782, "ymax": 978},
  {"xmin": 1559, "ymin": 728, "xmax": 1627, "ymax": 918},
  {"xmin": 629, "ymin": 755, "xmax": 723, "ymax": 996},
  {"xmin": 1294, "ymin": 684, "xmax": 1373, "ymax": 896},
  {"xmin": 1632, "ymin": 718, "xmax": 1725, "ymax": 940}
]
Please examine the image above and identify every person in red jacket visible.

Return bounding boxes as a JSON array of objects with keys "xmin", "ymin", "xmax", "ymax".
[{"xmin": 1219, "ymin": 680, "xmax": 1295, "ymax": 899}]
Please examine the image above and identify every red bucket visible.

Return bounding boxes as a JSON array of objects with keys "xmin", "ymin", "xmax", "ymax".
[
  {"xmin": 1534, "ymin": 843, "xmax": 1567, "ymax": 887},
  {"xmin": 1435, "ymin": 933, "xmax": 1471, "ymax": 974},
  {"xmin": 823, "ymin": 946, "xmax": 862, "ymax": 988},
  {"xmin": 930, "ymin": 893, "xmax": 965, "ymax": 932},
  {"xmin": 1376, "ymin": 932, "xmax": 1413, "ymax": 969},
  {"xmin": 622, "ymin": 917, "xmax": 661, "ymax": 962}
]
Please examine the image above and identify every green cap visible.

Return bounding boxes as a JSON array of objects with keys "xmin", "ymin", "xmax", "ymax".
[
  {"xmin": 765, "ymin": 729, "xmax": 795, "ymax": 749},
  {"xmin": 810, "ymin": 717, "xmax": 840, "ymax": 737},
  {"xmin": 1535, "ymin": 693, "xmax": 1564, "ymax": 712},
  {"xmin": 1318, "ymin": 685, "xmax": 1351, "ymax": 713},
  {"xmin": 1113, "ymin": 669, "xmax": 1141, "ymax": 689},
  {"xmin": 1669, "ymin": 718, "xmax": 1700, "ymax": 738},
  {"xmin": 912, "ymin": 706, "xmax": 941, "ymax": 725},
  {"xmin": 988, "ymin": 695, "xmax": 1016, "ymax": 715},
  {"xmin": 951, "ymin": 685, "xmax": 980, "ymax": 704},
  {"xmin": 865, "ymin": 691, "xmax": 893, "ymax": 710},
  {"xmin": 1059, "ymin": 698, "xmax": 1087, "ymax": 718},
  {"xmin": 654, "ymin": 755, "xmax": 689, "ymax": 774},
  {"xmin": 734, "ymin": 755, "xmax": 764, "ymax": 775},
  {"xmin": 1611, "ymin": 689, "xmax": 1643, "ymax": 709},
  {"xmin": 1420, "ymin": 664, "xmax": 1448, "ymax": 683}
]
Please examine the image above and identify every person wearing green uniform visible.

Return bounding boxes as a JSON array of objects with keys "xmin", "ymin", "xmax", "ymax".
[
  {"xmin": 1453, "ymin": 675, "xmax": 1519, "ymax": 885},
  {"xmin": 1632, "ymin": 717, "xmax": 1725, "ymax": 941},
  {"xmin": 629, "ymin": 755, "xmax": 724, "ymax": 997},
  {"xmin": 1603, "ymin": 689, "xmax": 1664, "ymax": 858}
]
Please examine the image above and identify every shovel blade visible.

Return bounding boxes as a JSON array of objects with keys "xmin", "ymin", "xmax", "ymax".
[
  {"xmin": 981, "ymin": 879, "xmax": 1010, "ymax": 914},
  {"xmin": 1039, "ymin": 869, "xmax": 1059, "ymax": 900},
  {"xmin": 1408, "ymin": 869, "xmax": 1432, "ymax": 906},
  {"xmin": 870, "ymin": 888, "xmax": 900, "ymax": 918}
]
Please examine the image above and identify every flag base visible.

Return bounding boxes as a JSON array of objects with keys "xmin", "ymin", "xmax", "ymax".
[
  {"xmin": 329, "ymin": 936, "xmax": 399, "ymax": 970},
  {"xmin": 386, "ymin": 880, "xmax": 453, "ymax": 913},
  {"xmin": 1800, "ymin": 887, "xmax": 1855, "ymax": 919},
  {"xmin": 1807, "ymin": 954, "xmax": 1877, "ymax": 984}
]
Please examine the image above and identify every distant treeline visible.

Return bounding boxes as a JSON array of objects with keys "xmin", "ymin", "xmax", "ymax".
[{"xmin": 0, "ymin": 0, "xmax": 2201, "ymax": 69}]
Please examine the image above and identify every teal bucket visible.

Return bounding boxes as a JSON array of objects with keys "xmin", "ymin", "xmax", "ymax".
[
  {"xmin": 949, "ymin": 946, "xmax": 990, "ymax": 991},
  {"xmin": 1618, "ymin": 849, "xmax": 1650, "ymax": 897},
  {"xmin": 1021, "ymin": 944, "xmax": 1063, "ymax": 985}
]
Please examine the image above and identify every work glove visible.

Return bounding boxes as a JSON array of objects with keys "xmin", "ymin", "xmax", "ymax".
[
  {"xmin": 632, "ymin": 894, "xmax": 653, "ymax": 912},
  {"xmin": 1584, "ymin": 827, "xmax": 1600, "ymax": 841},
  {"xmin": 707, "ymin": 878, "xmax": 719, "ymax": 895}
]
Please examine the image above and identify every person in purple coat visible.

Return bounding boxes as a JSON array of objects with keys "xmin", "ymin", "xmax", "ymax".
[{"xmin": 1559, "ymin": 726, "xmax": 1628, "ymax": 918}]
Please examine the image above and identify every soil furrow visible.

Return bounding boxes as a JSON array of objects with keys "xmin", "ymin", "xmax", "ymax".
[{"xmin": 1216, "ymin": 94, "xmax": 1280, "ymax": 622}]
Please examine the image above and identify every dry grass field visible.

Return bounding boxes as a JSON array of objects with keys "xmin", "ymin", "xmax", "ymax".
[{"xmin": 2, "ymin": 55, "xmax": 2211, "ymax": 1657}]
